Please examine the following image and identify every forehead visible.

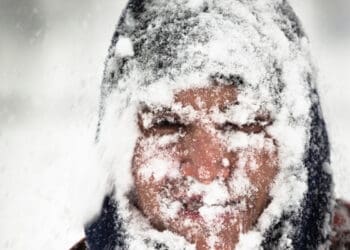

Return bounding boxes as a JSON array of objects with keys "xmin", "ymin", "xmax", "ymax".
[{"xmin": 174, "ymin": 85, "xmax": 238, "ymax": 111}]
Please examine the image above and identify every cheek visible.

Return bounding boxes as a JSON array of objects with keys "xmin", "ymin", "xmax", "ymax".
[
  {"xmin": 132, "ymin": 138, "xmax": 182, "ymax": 202},
  {"xmin": 242, "ymin": 147, "xmax": 278, "ymax": 192},
  {"xmin": 133, "ymin": 137, "xmax": 181, "ymax": 166},
  {"xmin": 132, "ymin": 147, "xmax": 164, "ymax": 218}
]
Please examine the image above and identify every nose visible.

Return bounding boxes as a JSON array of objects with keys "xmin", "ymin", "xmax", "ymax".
[{"xmin": 180, "ymin": 125, "xmax": 230, "ymax": 184}]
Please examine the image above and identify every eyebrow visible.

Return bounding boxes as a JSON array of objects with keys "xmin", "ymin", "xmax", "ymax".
[
  {"xmin": 139, "ymin": 102, "xmax": 242, "ymax": 118},
  {"xmin": 139, "ymin": 105, "xmax": 176, "ymax": 116},
  {"xmin": 138, "ymin": 106, "xmax": 182, "ymax": 126},
  {"xmin": 209, "ymin": 73, "xmax": 245, "ymax": 87}
]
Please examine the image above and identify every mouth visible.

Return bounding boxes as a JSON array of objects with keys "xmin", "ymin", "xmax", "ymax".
[
  {"xmin": 176, "ymin": 196, "xmax": 243, "ymax": 223},
  {"xmin": 159, "ymin": 178, "xmax": 243, "ymax": 220},
  {"xmin": 160, "ymin": 189, "xmax": 241, "ymax": 220},
  {"xmin": 181, "ymin": 195, "xmax": 203, "ymax": 212},
  {"xmin": 180, "ymin": 195, "xmax": 240, "ymax": 211}
]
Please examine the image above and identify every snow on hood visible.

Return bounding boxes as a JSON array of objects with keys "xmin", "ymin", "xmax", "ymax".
[{"xmin": 87, "ymin": 0, "xmax": 333, "ymax": 249}]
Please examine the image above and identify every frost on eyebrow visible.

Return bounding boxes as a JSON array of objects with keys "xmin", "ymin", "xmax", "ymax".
[
  {"xmin": 138, "ymin": 103, "xmax": 204, "ymax": 130},
  {"xmin": 209, "ymin": 91, "xmax": 271, "ymax": 127},
  {"xmin": 137, "ymin": 105, "xmax": 183, "ymax": 131},
  {"xmin": 212, "ymin": 105, "xmax": 257, "ymax": 125}
]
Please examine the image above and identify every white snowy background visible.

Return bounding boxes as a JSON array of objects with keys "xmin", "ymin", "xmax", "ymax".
[{"xmin": 0, "ymin": 0, "xmax": 349, "ymax": 249}]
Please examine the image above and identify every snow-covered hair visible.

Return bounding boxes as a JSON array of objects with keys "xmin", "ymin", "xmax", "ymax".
[{"xmin": 86, "ymin": 0, "xmax": 333, "ymax": 249}]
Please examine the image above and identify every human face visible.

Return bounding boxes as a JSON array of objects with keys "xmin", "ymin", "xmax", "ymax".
[{"xmin": 132, "ymin": 85, "xmax": 278, "ymax": 250}]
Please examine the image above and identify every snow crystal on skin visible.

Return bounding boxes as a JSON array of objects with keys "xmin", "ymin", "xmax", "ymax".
[
  {"xmin": 155, "ymin": 133, "xmax": 181, "ymax": 146},
  {"xmin": 209, "ymin": 106, "xmax": 252, "ymax": 126},
  {"xmin": 236, "ymin": 153, "xmax": 248, "ymax": 169},
  {"xmin": 138, "ymin": 158, "xmax": 181, "ymax": 182},
  {"xmin": 229, "ymin": 168, "xmax": 255, "ymax": 198},
  {"xmin": 194, "ymin": 96, "xmax": 205, "ymax": 109},
  {"xmin": 225, "ymin": 131, "xmax": 266, "ymax": 150},
  {"xmin": 199, "ymin": 205, "xmax": 235, "ymax": 223},
  {"xmin": 138, "ymin": 133, "xmax": 180, "ymax": 159},
  {"xmin": 248, "ymin": 158, "xmax": 258, "ymax": 171},
  {"xmin": 208, "ymin": 234, "xmax": 219, "ymax": 250},
  {"xmin": 187, "ymin": 179, "xmax": 231, "ymax": 206},
  {"xmin": 222, "ymin": 158, "xmax": 230, "ymax": 168},
  {"xmin": 236, "ymin": 151, "xmax": 262, "ymax": 172},
  {"xmin": 159, "ymin": 198, "xmax": 182, "ymax": 220},
  {"xmin": 114, "ymin": 36, "xmax": 134, "ymax": 57}
]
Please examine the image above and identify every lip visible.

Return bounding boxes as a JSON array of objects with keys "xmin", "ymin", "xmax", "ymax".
[
  {"xmin": 176, "ymin": 195, "xmax": 204, "ymax": 221},
  {"xmin": 180, "ymin": 194, "xmax": 203, "ymax": 211},
  {"xmin": 177, "ymin": 200, "xmax": 241, "ymax": 222},
  {"xmin": 180, "ymin": 209, "xmax": 202, "ymax": 221},
  {"xmin": 160, "ymin": 183, "xmax": 244, "ymax": 218}
]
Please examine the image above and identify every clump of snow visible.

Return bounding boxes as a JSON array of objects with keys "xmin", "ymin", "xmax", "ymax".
[
  {"xmin": 199, "ymin": 205, "xmax": 235, "ymax": 223},
  {"xmin": 224, "ymin": 131, "xmax": 267, "ymax": 150},
  {"xmin": 140, "ymin": 111, "xmax": 153, "ymax": 129},
  {"xmin": 138, "ymin": 158, "xmax": 181, "ymax": 182},
  {"xmin": 188, "ymin": 179, "xmax": 230, "ymax": 206},
  {"xmin": 114, "ymin": 36, "xmax": 134, "ymax": 57},
  {"xmin": 210, "ymin": 104, "xmax": 258, "ymax": 126},
  {"xmin": 236, "ymin": 231, "xmax": 264, "ymax": 250},
  {"xmin": 186, "ymin": 0, "xmax": 205, "ymax": 10},
  {"xmin": 222, "ymin": 158, "xmax": 230, "ymax": 168},
  {"xmin": 159, "ymin": 199, "xmax": 182, "ymax": 219}
]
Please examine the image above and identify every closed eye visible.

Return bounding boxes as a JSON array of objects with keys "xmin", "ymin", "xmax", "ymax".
[
  {"xmin": 138, "ymin": 111, "xmax": 185, "ymax": 136},
  {"xmin": 216, "ymin": 121, "xmax": 269, "ymax": 134},
  {"xmin": 152, "ymin": 117, "xmax": 184, "ymax": 129}
]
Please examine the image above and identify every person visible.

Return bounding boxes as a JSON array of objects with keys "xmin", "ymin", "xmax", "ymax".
[{"xmin": 70, "ymin": 0, "xmax": 350, "ymax": 249}]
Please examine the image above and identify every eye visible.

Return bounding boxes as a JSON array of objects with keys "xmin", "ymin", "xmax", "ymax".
[
  {"xmin": 216, "ymin": 121, "xmax": 240, "ymax": 132},
  {"xmin": 151, "ymin": 117, "xmax": 185, "ymax": 136},
  {"xmin": 153, "ymin": 117, "xmax": 183, "ymax": 129},
  {"xmin": 216, "ymin": 121, "xmax": 268, "ymax": 134},
  {"xmin": 138, "ymin": 112, "xmax": 185, "ymax": 136},
  {"xmin": 239, "ymin": 123, "xmax": 265, "ymax": 134}
]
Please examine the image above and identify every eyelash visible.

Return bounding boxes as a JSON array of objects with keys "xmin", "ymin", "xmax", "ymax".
[
  {"xmin": 139, "ymin": 116, "xmax": 185, "ymax": 136},
  {"xmin": 216, "ymin": 121, "xmax": 266, "ymax": 134},
  {"xmin": 153, "ymin": 118, "xmax": 183, "ymax": 129}
]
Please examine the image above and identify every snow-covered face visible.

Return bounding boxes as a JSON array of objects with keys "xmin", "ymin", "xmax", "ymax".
[{"xmin": 132, "ymin": 84, "xmax": 279, "ymax": 250}]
